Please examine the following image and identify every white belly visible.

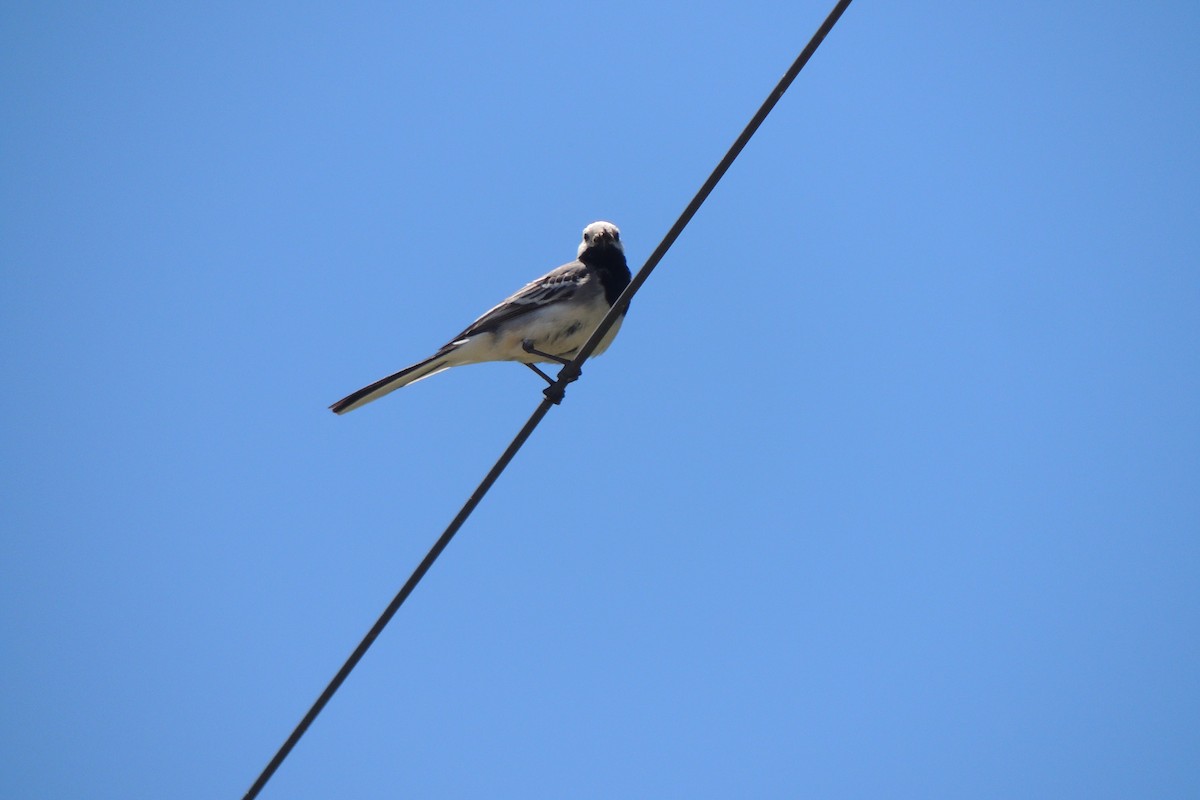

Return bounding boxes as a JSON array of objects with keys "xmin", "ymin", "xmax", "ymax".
[{"xmin": 475, "ymin": 295, "xmax": 622, "ymax": 363}]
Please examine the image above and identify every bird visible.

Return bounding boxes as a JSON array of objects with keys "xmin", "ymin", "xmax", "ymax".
[{"xmin": 330, "ymin": 221, "xmax": 631, "ymax": 414}]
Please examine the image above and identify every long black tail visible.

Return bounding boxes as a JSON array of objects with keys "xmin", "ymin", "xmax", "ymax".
[{"xmin": 329, "ymin": 354, "xmax": 451, "ymax": 414}]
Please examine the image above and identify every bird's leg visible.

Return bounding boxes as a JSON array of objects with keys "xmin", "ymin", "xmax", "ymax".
[
  {"xmin": 524, "ymin": 362, "xmax": 556, "ymax": 386},
  {"xmin": 524, "ymin": 362, "xmax": 573, "ymax": 405},
  {"xmin": 520, "ymin": 340, "xmax": 580, "ymax": 405},
  {"xmin": 521, "ymin": 339, "xmax": 571, "ymax": 366}
]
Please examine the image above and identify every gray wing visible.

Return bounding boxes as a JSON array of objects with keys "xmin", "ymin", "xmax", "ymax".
[{"xmin": 444, "ymin": 260, "xmax": 592, "ymax": 344}]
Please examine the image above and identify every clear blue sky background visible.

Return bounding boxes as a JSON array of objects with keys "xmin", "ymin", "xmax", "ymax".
[{"xmin": 3, "ymin": 2, "xmax": 1198, "ymax": 797}]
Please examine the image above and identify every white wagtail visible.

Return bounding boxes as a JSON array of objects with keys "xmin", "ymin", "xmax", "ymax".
[{"xmin": 330, "ymin": 221, "xmax": 631, "ymax": 414}]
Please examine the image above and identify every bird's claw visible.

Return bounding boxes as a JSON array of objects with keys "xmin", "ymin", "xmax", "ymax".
[
  {"xmin": 543, "ymin": 382, "xmax": 566, "ymax": 405},
  {"xmin": 523, "ymin": 361, "xmax": 580, "ymax": 405},
  {"xmin": 521, "ymin": 340, "xmax": 581, "ymax": 404}
]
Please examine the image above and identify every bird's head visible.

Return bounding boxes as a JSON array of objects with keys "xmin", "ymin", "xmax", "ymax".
[{"xmin": 578, "ymin": 221, "xmax": 623, "ymax": 258}]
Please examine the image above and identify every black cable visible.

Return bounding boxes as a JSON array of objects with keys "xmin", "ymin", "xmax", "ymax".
[
  {"xmin": 243, "ymin": 2, "xmax": 853, "ymax": 796},
  {"xmin": 241, "ymin": 403, "xmax": 553, "ymax": 800},
  {"xmin": 561, "ymin": 0, "xmax": 855, "ymax": 386}
]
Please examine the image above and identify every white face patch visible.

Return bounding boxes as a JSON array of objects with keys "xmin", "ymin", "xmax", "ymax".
[{"xmin": 578, "ymin": 221, "xmax": 623, "ymax": 257}]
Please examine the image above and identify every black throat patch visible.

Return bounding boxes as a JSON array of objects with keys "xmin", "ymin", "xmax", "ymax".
[{"xmin": 580, "ymin": 245, "xmax": 632, "ymax": 307}]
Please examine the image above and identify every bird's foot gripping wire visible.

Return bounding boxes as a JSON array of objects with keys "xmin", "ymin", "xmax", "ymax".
[
  {"xmin": 521, "ymin": 341, "xmax": 581, "ymax": 405},
  {"xmin": 523, "ymin": 362, "xmax": 580, "ymax": 405},
  {"xmin": 523, "ymin": 338, "xmax": 583, "ymax": 402}
]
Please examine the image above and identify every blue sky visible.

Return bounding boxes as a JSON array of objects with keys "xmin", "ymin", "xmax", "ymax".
[{"xmin": 3, "ymin": 2, "xmax": 1198, "ymax": 797}]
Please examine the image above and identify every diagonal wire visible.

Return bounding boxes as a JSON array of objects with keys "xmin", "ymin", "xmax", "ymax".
[
  {"xmin": 242, "ymin": 2, "xmax": 853, "ymax": 797},
  {"xmin": 557, "ymin": 0, "xmax": 854, "ymax": 389}
]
